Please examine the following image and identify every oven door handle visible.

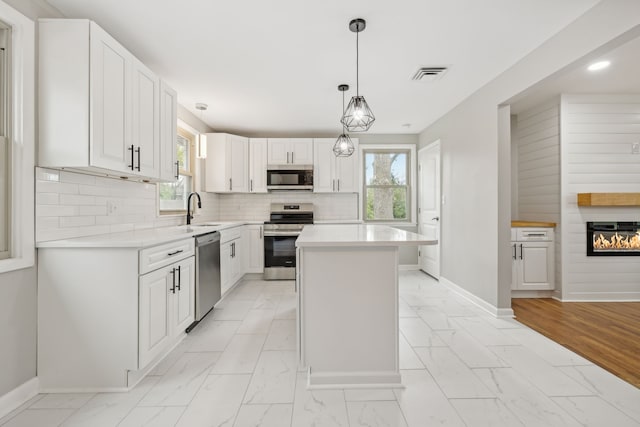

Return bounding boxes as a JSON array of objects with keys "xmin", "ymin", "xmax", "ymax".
[{"xmin": 263, "ymin": 231, "xmax": 301, "ymax": 237}]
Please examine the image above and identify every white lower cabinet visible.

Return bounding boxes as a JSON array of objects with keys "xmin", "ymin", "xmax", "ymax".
[
  {"xmin": 511, "ymin": 228, "xmax": 555, "ymax": 291},
  {"xmin": 246, "ymin": 224, "xmax": 264, "ymax": 273},
  {"xmin": 139, "ymin": 256, "xmax": 195, "ymax": 368},
  {"xmin": 37, "ymin": 238, "xmax": 195, "ymax": 391},
  {"xmin": 220, "ymin": 227, "xmax": 246, "ymax": 296}
]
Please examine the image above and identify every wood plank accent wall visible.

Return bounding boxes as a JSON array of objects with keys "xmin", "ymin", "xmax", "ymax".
[
  {"xmin": 515, "ymin": 100, "xmax": 562, "ymax": 293},
  {"xmin": 560, "ymin": 94, "xmax": 640, "ymax": 301}
]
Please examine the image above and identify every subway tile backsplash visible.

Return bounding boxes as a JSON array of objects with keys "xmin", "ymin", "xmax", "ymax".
[
  {"xmin": 214, "ymin": 192, "xmax": 358, "ymax": 221},
  {"xmin": 36, "ymin": 167, "xmax": 359, "ymax": 242},
  {"xmin": 35, "ymin": 167, "xmax": 184, "ymax": 242}
]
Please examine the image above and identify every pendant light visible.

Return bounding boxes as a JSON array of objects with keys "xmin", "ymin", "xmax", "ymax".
[
  {"xmin": 341, "ymin": 18, "xmax": 375, "ymax": 132},
  {"xmin": 333, "ymin": 84, "xmax": 355, "ymax": 157}
]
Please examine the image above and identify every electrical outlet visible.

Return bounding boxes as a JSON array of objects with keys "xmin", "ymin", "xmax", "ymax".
[
  {"xmin": 107, "ymin": 200, "xmax": 121, "ymax": 216},
  {"xmin": 632, "ymin": 142, "xmax": 640, "ymax": 154}
]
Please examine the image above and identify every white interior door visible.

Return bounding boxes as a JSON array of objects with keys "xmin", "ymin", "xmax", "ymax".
[{"xmin": 419, "ymin": 141, "xmax": 441, "ymax": 278}]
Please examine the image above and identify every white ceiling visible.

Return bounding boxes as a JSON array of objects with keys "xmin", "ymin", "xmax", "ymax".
[
  {"xmin": 46, "ymin": 0, "xmax": 600, "ymax": 136},
  {"xmin": 510, "ymin": 34, "xmax": 640, "ymax": 114}
]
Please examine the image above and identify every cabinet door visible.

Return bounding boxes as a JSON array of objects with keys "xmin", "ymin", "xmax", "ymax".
[
  {"xmin": 249, "ymin": 138, "xmax": 268, "ymax": 193},
  {"xmin": 519, "ymin": 241, "xmax": 554, "ymax": 290},
  {"xmin": 173, "ymin": 257, "xmax": 195, "ymax": 334},
  {"xmin": 132, "ymin": 59, "xmax": 160, "ymax": 178},
  {"xmin": 511, "ymin": 243, "xmax": 518, "ymax": 290},
  {"xmin": 204, "ymin": 133, "xmax": 229, "ymax": 192},
  {"xmin": 289, "ymin": 138, "xmax": 313, "ymax": 165},
  {"xmin": 159, "ymin": 81, "xmax": 178, "ymax": 182},
  {"xmin": 335, "ymin": 138, "xmax": 358, "ymax": 192},
  {"xmin": 247, "ymin": 225, "xmax": 264, "ymax": 273},
  {"xmin": 313, "ymin": 138, "xmax": 337, "ymax": 193},
  {"xmin": 267, "ymin": 138, "xmax": 289, "ymax": 165},
  {"xmin": 220, "ymin": 240, "xmax": 233, "ymax": 295},
  {"xmin": 90, "ymin": 22, "xmax": 132, "ymax": 174},
  {"xmin": 229, "ymin": 135, "xmax": 249, "ymax": 192},
  {"xmin": 139, "ymin": 267, "xmax": 171, "ymax": 368}
]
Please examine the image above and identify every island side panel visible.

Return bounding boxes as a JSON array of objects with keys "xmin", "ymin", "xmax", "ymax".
[{"xmin": 299, "ymin": 245, "xmax": 400, "ymax": 387}]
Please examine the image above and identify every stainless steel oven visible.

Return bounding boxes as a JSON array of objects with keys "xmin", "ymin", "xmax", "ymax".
[{"xmin": 263, "ymin": 203, "xmax": 313, "ymax": 280}]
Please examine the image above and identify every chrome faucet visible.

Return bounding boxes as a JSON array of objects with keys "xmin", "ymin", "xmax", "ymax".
[{"xmin": 186, "ymin": 192, "xmax": 201, "ymax": 225}]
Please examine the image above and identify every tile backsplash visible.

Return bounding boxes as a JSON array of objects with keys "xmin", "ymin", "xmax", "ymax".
[
  {"xmin": 214, "ymin": 192, "xmax": 358, "ymax": 221},
  {"xmin": 35, "ymin": 167, "xmax": 185, "ymax": 242}
]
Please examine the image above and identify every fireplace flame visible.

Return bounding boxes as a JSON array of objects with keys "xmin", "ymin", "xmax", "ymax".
[{"xmin": 594, "ymin": 232, "xmax": 640, "ymax": 250}]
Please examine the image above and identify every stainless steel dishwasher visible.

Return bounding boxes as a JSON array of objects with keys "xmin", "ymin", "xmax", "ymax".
[{"xmin": 186, "ymin": 231, "xmax": 221, "ymax": 333}]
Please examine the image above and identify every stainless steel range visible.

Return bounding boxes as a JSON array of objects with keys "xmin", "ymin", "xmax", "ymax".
[{"xmin": 263, "ymin": 203, "xmax": 313, "ymax": 280}]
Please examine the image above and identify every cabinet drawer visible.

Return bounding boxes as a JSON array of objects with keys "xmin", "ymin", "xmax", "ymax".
[
  {"xmin": 139, "ymin": 239, "xmax": 194, "ymax": 274},
  {"xmin": 516, "ymin": 228, "xmax": 553, "ymax": 241},
  {"xmin": 220, "ymin": 227, "xmax": 243, "ymax": 244}
]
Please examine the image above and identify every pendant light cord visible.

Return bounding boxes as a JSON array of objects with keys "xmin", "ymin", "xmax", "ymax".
[
  {"xmin": 342, "ymin": 89, "xmax": 347, "ymax": 133},
  {"xmin": 356, "ymin": 29, "xmax": 359, "ymax": 96}
]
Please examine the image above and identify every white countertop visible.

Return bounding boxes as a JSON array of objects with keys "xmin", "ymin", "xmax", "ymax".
[
  {"xmin": 296, "ymin": 224, "xmax": 437, "ymax": 247},
  {"xmin": 36, "ymin": 222, "xmax": 255, "ymax": 249}
]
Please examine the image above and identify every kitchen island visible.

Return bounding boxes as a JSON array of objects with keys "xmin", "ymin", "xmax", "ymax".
[{"xmin": 295, "ymin": 224, "xmax": 437, "ymax": 389}]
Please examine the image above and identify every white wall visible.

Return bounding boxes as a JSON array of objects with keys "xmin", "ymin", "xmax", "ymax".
[
  {"xmin": 418, "ymin": 1, "xmax": 640, "ymax": 311},
  {"xmin": 0, "ymin": 0, "xmax": 60, "ymax": 401},
  {"xmin": 560, "ymin": 94, "xmax": 640, "ymax": 300},
  {"xmin": 515, "ymin": 100, "xmax": 562, "ymax": 294}
]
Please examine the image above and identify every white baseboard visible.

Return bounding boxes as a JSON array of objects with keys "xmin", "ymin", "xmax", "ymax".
[
  {"xmin": 0, "ymin": 377, "xmax": 39, "ymax": 420},
  {"xmin": 440, "ymin": 276, "xmax": 514, "ymax": 318},
  {"xmin": 399, "ymin": 264, "xmax": 420, "ymax": 271}
]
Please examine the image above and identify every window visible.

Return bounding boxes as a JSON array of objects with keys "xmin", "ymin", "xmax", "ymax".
[
  {"xmin": 0, "ymin": 3, "xmax": 35, "ymax": 273},
  {"xmin": 159, "ymin": 127, "xmax": 196, "ymax": 213},
  {"xmin": 363, "ymin": 147, "xmax": 414, "ymax": 223},
  {"xmin": 0, "ymin": 20, "xmax": 9, "ymax": 260}
]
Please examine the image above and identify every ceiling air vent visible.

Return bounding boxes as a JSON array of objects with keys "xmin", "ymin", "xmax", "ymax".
[{"xmin": 412, "ymin": 67, "xmax": 448, "ymax": 81}]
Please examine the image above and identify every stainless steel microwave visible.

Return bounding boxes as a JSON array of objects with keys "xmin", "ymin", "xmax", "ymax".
[{"xmin": 266, "ymin": 165, "xmax": 313, "ymax": 191}]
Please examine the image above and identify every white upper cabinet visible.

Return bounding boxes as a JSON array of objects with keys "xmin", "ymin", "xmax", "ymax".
[
  {"xmin": 204, "ymin": 133, "xmax": 249, "ymax": 193},
  {"xmin": 159, "ymin": 81, "xmax": 178, "ymax": 181},
  {"xmin": 39, "ymin": 20, "xmax": 176, "ymax": 181},
  {"xmin": 267, "ymin": 138, "xmax": 313, "ymax": 165},
  {"xmin": 89, "ymin": 21, "xmax": 132, "ymax": 174},
  {"xmin": 132, "ymin": 58, "xmax": 160, "ymax": 178},
  {"xmin": 249, "ymin": 138, "xmax": 268, "ymax": 193},
  {"xmin": 313, "ymin": 138, "xmax": 359, "ymax": 193}
]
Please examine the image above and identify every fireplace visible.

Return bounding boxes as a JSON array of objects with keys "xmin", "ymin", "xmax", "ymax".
[{"xmin": 586, "ymin": 222, "xmax": 640, "ymax": 256}]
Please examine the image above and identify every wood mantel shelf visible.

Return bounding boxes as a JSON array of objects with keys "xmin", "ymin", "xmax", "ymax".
[{"xmin": 577, "ymin": 193, "xmax": 640, "ymax": 207}]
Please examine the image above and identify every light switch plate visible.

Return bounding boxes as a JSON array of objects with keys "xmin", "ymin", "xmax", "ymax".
[{"xmin": 632, "ymin": 142, "xmax": 640, "ymax": 154}]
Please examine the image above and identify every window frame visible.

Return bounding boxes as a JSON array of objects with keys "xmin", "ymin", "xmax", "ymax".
[
  {"xmin": 0, "ymin": 3, "xmax": 34, "ymax": 273},
  {"xmin": 158, "ymin": 122, "xmax": 198, "ymax": 216},
  {"xmin": 360, "ymin": 144, "xmax": 417, "ymax": 226}
]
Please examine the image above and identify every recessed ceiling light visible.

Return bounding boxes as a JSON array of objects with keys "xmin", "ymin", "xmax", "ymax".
[{"xmin": 587, "ymin": 60, "xmax": 610, "ymax": 71}]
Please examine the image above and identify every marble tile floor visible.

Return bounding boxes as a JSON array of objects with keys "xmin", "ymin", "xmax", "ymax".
[{"xmin": 2, "ymin": 271, "xmax": 639, "ymax": 427}]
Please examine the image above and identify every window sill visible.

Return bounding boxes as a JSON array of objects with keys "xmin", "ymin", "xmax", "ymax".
[{"xmin": 0, "ymin": 255, "xmax": 35, "ymax": 274}]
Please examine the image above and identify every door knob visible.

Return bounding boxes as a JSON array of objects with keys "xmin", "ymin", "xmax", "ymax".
[{"xmin": 431, "ymin": 217, "xmax": 440, "ymax": 221}]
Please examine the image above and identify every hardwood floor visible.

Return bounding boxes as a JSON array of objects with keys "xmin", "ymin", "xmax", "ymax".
[{"xmin": 512, "ymin": 298, "xmax": 640, "ymax": 388}]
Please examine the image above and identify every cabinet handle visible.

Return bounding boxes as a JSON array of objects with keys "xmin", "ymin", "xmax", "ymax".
[
  {"xmin": 167, "ymin": 249, "xmax": 183, "ymax": 256},
  {"xmin": 170, "ymin": 268, "xmax": 176, "ymax": 294},
  {"xmin": 259, "ymin": 226, "xmax": 262, "ymax": 239},
  {"xmin": 332, "ymin": 179, "xmax": 335, "ymax": 192},
  {"xmin": 176, "ymin": 265, "xmax": 181, "ymax": 291},
  {"xmin": 135, "ymin": 146, "xmax": 141, "ymax": 171},
  {"xmin": 229, "ymin": 178, "xmax": 232, "ymax": 191},
  {"xmin": 286, "ymin": 152, "xmax": 290, "ymax": 164},
  {"xmin": 337, "ymin": 179, "xmax": 340, "ymax": 192},
  {"xmin": 128, "ymin": 144, "xmax": 135, "ymax": 170},
  {"xmin": 232, "ymin": 242, "xmax": 236, "ymax": 258},
  {"xmin": 250, "ymin": 179, "xmax": 253, "ymax": 192},
  {"xmin": 175, "ymin": 161, "xmax": 179, "ymax": 180},
  {"xmin": 519, "ymin": 244, "xmax": 523, "ymax": 260},
  {"xmin": 291, "ymin": 151, "xmax": 294, "ymax": 164},
  {"xmin": 525, "ymin": 233, "xmax": 546, "ymax": 237},
  {"xmin": 512, "ymin": 244, "xmax": 516, "ymax": 260}
]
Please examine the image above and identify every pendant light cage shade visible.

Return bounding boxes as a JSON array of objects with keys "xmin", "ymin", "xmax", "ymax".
[
  {"xmin": 333, "ymin": 133, "xmax": 355, "ymax": 157},
  {"xmin": 341, "ymin": 95, "xmax": 375, "ymax": 132}
]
